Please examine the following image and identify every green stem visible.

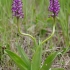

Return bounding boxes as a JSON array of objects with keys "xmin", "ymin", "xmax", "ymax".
[
  {"xmin": 17, "ymin": 18, "xmax": 37, "ymax": 46},
  {"xmin": 41, "ymin": 21, "xmax": 56, "ymax": 45}
]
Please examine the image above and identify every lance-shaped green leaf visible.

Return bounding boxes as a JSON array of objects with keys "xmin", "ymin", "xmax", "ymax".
[
  {"xmin": 52, "ymin": 68, "xmax": 65, "ymax": 70},
  {"xmin": 5, "ymin": 49, "xmax": 28, "ymax": 70},
  {"xmin": 31, "ymin": 45, "xmax": 42, "ymax": 70},
  {"xmin": 16, "ymin": 44, "xmax": 31, "ymax": 70},
  {"xmin": 40, "ymin": 52, "xmax": 61, "ymax": 70}
]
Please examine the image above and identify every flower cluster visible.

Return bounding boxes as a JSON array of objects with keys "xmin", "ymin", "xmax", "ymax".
[
  {"xmin": 12, "ymin": 0, "xmax": 24, "ymax": 18},
  {"xmin": 48, "ymin": 0, "xmax": 60, "ymax": 17}
]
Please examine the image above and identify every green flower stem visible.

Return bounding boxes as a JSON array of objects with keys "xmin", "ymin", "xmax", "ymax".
[
  {"xmin": 41, "ymin": 22, "xmax": 56, "ymax": 45},
  {"xmin": 17, "ymin": 18, "xmax": 37, "ymax": 46}
]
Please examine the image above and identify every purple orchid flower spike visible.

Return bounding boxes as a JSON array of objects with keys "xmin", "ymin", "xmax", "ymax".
[
  {"xmin": 12, "ymin": 0, "xmax": 24, "ymax": 18},
  {"xmin": 48, "ymin": 0, "xmax": 60, "ymax": 17}
]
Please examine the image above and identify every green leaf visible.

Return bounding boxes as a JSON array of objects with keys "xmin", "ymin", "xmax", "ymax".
[
  {"xmin": 16, "ymin": 44, "xmax": 31, "ymax": 70},
  {"xmin": 31, "ymin": 45, "xmax": 42, "ymax": 70},
  {"xmin": 5, "ymin": 49, "xmax": 28, "ymax": 70},
  {"xmin": 41, "ymin": 52, "xmax": 61, "ymax": 70},
  {"xmin": 52, "ymin": 68, "xmax": 65, "ymax": 70}
]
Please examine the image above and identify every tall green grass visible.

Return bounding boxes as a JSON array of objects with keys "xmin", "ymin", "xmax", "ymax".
[{"xmin": 0, "ymin": 0, "xmax": 70, "ymax": 55}]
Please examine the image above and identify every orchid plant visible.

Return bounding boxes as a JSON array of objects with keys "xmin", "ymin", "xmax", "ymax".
[{"xmin": 5, "ymin": 0, "xmax": 64, "ymax": 70}]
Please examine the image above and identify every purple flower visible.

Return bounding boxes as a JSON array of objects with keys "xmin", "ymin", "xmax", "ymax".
[
  {"xmin": 12, "ymin": 0, "xmax": 24, "ymax": 18},
  {"xmin": 48, "ymin": 0, "xmax": 60, "ymax": 17}
]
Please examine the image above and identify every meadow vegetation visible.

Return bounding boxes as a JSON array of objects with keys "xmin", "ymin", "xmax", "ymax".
[{"xmin": 0, "ymin": 0, "xmax": 70, "ymax": 70}]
